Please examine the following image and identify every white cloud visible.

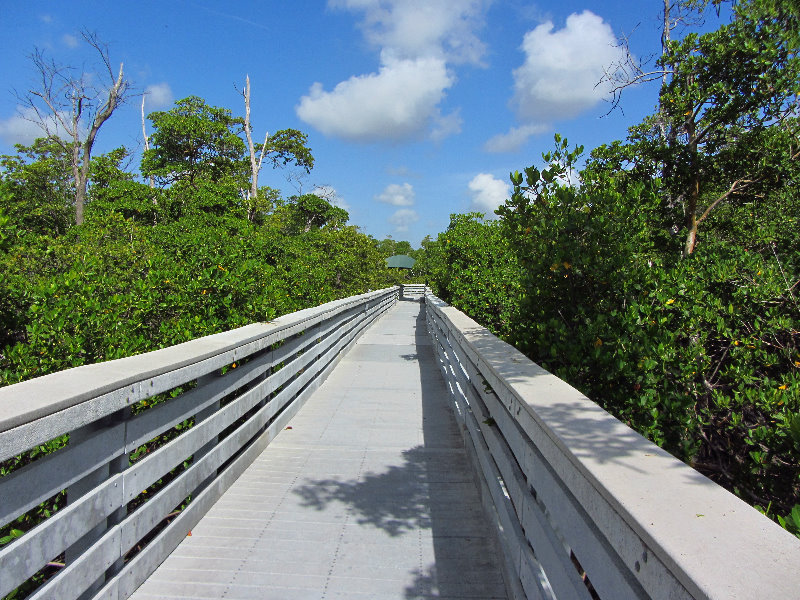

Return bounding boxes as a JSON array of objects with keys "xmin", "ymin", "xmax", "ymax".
[
  {"xmin": 513, "ymin": 11, "xmax": 623, "ymax": 122},
  {"xmin": 62, "ymin": 34, "xmax": 79, "ymax": 48},
  {"xmin": 0, "ymin": 111, "xmax": 46, "ymax": 146},
  {"xmin": 330, "ymin": 0, "xmax": 488, "ymax": 65},
  {"xmin": 299, "ymin": 0, "xmax": 489, "ymax": 143},
  {"xmin": 388, "ymin": 208, "xmax": 419, "ymax": 232},
  {"xmin": 431, "ymin": 109, "xmax": 462, "ymax": 142},
  {"xmin": 468, "ymin": 173, "xmax": 510, "ymax": 218},
  {"xmin": 487, "ymin": 11, "xmax": 625, "ymax": 152},
  {"xmin": 144, "ymin": 83, "xmax": 174, "ymax": 110},
  {"xmin": 0, "ymin": 106, "xmax": 71, "ymax": 146},
  {"xmin": 297, "ymin": 54, "xmax": 455, "ymax": 142},
  {"xmin": 376, "ymin": 182, "xmax": 415, "ymax": 206},
  {"xmin": 484, "ymin": 123, "xmax": 549, "ymax": 153}
]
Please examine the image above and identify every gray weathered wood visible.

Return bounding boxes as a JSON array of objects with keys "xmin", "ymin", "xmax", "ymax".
[
  {"xmin": 425, "ymin": 293, "xmax": 800, "ymax": 600},
  {"xmin": 124, "ymin": 351, "xmax": 272, "ymax": 453},
  {"xmin": 0, "ymin": 287, "xmax": 399, "ymax": 600},
  {"xmin": 27, "ymin": 524, "xmax": 122, "ymax": 600},
  {"xmin": 0, "ymin": 423, "xmax": 124, "ymax": 526},
  {"xmin": 0, "ymin": 475, "xmax": 122, "ymax": 598},
  {"xmin": 0, "ymin": 289, "xmax": 397, "ymax": 461}
]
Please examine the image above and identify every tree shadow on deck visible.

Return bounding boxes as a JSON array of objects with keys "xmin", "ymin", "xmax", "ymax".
[
  {"xmin": 292, "ymin": 444, "xmax": 433, "ymax": 537},
  {"xmin": 291, "ymin": 302, "xmax": 507, "ymax": 598}
]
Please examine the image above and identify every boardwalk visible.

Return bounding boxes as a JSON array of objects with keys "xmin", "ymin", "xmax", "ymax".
[{"xmin": 129, "ymin": 299, "xmax": 508, "ymax": 600}]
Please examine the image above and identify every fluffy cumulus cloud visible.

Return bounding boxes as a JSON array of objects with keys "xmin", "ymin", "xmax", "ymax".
[
  {"xmin": 513, "ymin": 11, "xmax": 622, "ymax": 122},
  {"xmin": 296, "ymin": 55, "xmax": 454, "ymax": 142},
  {"xmin": 144, "ymin": 83, "xmax": 174, "ymax": 110},
  {"xmin": 375, "ymin": 182, "xmax": 415, "ymax": 206},
  {"xmin": 487, "ymin": 11, "xmax": 625, "ymax": 152},
  {"xmin": 298, "ymin": 0, "xmax": 488, "ymax": 142},
  {"xmin": 330, "ymin": 0, "xmax": 488, "ymax": 64},
  {"xmin": 388, "ymin": 208, "xmax": 419, "ymax": 232},
  {"xmin": 468, "ymin": 173, "xmax": 510, "ymax": 218}
]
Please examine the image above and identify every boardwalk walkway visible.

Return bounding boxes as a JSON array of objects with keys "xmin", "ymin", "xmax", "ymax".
[{"xmin": 129, "ymin": 299, "xmax": 508, "ymax": 600}]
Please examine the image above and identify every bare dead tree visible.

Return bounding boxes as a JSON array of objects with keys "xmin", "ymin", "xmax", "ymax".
[
  {"xmin": 240, "ymin": 75, "xmax": 271, "ymax": 220},
  {"xmin": 284, "ymin": 168, "xmax": 309, "ymax": 196},
  {"xmin": 599, "ymin": 1, "xmax": 709, "ymax": 119},
  {"xmin": 141, "ymin": 95, "xmax": 155, "ymax": 189},
  {"xmin": 310, "ymin": 184, "xmax": 337, "ymax": 202},
  {"xmin": 20, "ymin": 30, "xmax": 131, "ymax": 225}
]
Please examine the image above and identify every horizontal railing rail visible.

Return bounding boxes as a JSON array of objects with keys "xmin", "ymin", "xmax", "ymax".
[
  {"xmin": 425, "ymin": 292, "xmax": 800, "ymax": 600},
  {"xmin": 400, "ymin": 283, "xmax": 427, "ymax": 300},
  {"xmin": 0, "ymin": 287, "xmax": 398, "ymax": 600}
]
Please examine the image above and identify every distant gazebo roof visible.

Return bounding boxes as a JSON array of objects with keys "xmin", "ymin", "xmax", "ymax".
[{"xmin": 385, "ymin": 254, "xmax": 416, "ymax": 269}]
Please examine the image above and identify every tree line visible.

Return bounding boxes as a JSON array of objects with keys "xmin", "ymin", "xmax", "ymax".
[
  {"xmin": 415, "ymin": 0, "xmax": 800, "ymax": 537},
  {"xmin": 0, "ymin": 42, "xmax": 418, "ymax": 389}
]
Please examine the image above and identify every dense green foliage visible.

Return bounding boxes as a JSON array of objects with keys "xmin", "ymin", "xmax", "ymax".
[
  {"xmin": 423, "ymin": 0, "xmax": 800, "ymax": 535},
  {"xmin": 0, "ymin": 97, "xmax": 401, "ymax": 388},
  {"xmin": 0, "ymin": 211, "xmax": 393, "ymax": 386},
  {"xmin": 0, "ymin": 89, "xmax": 409, "ymax": 597}
]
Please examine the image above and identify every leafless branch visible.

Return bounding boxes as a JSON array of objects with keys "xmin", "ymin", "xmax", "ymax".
[
  {"xmin": 19, "ymin": 30, "xmax": 132, "ymax": 225},
  {"xmin": 598, "ymin": 23, "xmax": 671, "ymax": 116},
  {"xmin": 240, "ymin": 75, "xmax": 272, "ymax": 210},
  {"xmin": 256, "ymin": 130, "xmax": 270, "ymax": 173},
  {"xmin": 141, "ymin": 95, "xmax": 155, "ymax": 189},
  {"xmin": 696, "ymin": 177, "xmax": 757, "ymax": 226}
]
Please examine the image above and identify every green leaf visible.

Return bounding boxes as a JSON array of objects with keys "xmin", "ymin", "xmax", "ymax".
[
  {"xmin": 791, "ymin": 505, "xmax": 800, "ymax": 529},
  {"xmin": 788, "ymin": 414, "xmax": 800, "ymax": 446}
]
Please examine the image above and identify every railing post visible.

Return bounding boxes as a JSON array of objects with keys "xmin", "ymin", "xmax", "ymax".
[
  {"xmin": 193, "ymin": 373, "xmax": 221, "ymax": 495},
  {"xmin": 66, "ymin": 406, "xmax": 129, "ymax": 600}
]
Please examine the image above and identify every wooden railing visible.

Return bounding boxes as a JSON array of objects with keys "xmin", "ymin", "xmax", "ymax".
[
  {"xmin": 0, "ymin": 287, "xmax": 397, "ymax": 600},
  {"xmin": 400, "ymin": 283, "xmax": 427, "ymax": 299},
  {"xmin": 4, "ymin": 285, "xmax": 799, "ymax": 600},
  {"xmin": 425, "ymin": 292, "xmax": 800, "ymax": 600}
]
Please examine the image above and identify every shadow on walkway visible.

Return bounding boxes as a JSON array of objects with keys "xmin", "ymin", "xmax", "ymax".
[{"xmin": 291, "ymin": 303, "xmax": 506, "ymax": 599}]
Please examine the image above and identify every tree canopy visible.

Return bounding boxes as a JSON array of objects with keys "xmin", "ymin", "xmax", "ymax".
[
  {"xmin": 418, "ymin": 0, "xmax": 800, "ymax": 539},
  {"xmin": 0, "ymin": 88, "xmax": 408, "ymax": 391},
  {"xmin": 141, "ymin": 96, "xmax": 248, "ymax": 188}
]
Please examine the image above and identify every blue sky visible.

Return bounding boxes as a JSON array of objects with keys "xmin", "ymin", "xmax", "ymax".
[{"xmin": 1, "ymin": 1, "xmax": 698, "ymax": 246}]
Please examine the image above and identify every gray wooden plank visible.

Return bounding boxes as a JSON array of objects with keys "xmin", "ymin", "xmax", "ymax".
[
  {"xmin": 0, "ymin": 476, "xmax": 123, "ymax": 598},
  {"xmin": 0, "ymin": 288, "xmax": 398, "ymax": 460},
  {"xmin": 0, "ymin": 423, "xmax": 124, "ymax": 525},
  {"xmin": 128, "ymin": 301, "xmax": 508, "ymax": 600}
]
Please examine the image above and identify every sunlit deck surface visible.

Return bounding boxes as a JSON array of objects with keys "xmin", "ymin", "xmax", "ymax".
[{"xmin": 129, "ymin": 299, "xmax": 507, "ymax": 600}]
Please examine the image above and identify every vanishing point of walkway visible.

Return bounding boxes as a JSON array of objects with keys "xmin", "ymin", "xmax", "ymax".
[{"xmin": 129, "ymin": 300, "xmax": 508, "ymax": 600}]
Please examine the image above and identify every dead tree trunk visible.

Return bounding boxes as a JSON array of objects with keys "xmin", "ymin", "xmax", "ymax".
[
  {"xmin": 23, "ymin": 31, "xmax": 130, "ymax": 226},
  {"xmin": 242, "ymin": 75, "xmax": 270, "ymax": 221},
  {"xmin": 141, "ymin": 95, "xmax": 155, "ymax": 189}
]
